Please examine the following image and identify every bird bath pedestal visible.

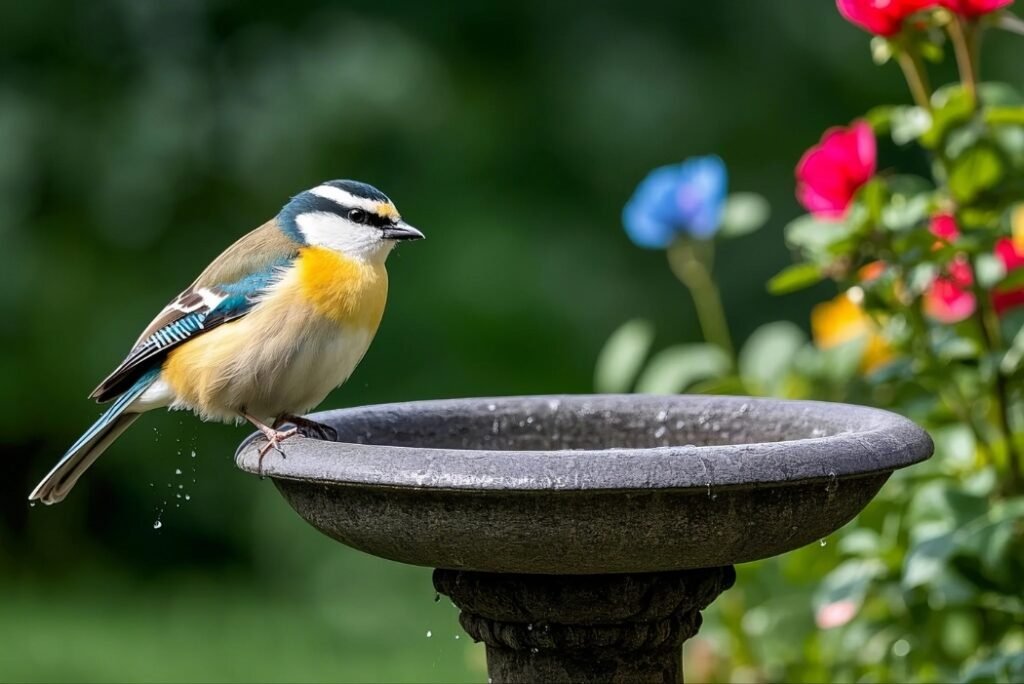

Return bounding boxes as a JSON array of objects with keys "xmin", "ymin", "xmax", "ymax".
[{"xmin": 236, "ymin": 395, "xmax": 932, "ymax": 683}]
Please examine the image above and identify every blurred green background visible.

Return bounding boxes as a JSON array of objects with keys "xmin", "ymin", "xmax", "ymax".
[{"xmin": 2, "ymin": 1, "xmax": 1021, "ymax": 682}]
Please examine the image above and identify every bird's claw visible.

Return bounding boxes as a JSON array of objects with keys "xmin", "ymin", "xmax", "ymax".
[
  {"xmin": 279, "ymin": 415, "xmax": 338, "ymax": 441},
  {"xmin": 255, "ymin": 426, "xmax": 298, "ymax": 475}
]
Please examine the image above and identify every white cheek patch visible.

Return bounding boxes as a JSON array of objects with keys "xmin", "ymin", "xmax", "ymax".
[
  {"xmin": 310, "ymin": 185, "xmax": 385, "ymax": 214},
  {"xmin": 295, "ymin": 211, "xmax": 391, "ymax": 261}
]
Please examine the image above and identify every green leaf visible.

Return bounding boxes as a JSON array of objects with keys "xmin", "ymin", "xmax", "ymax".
[
  {"xmin": 634, "ymin": 343, "xmax": 732, "ymax": 394},
  {"xmin": 975, "ymin": 253, "xmax": 1007, "ymax": 288},
  {"xmin": 864, "ymin": 105, "xmax": 894, "ymax": 134},
  {"xmin": 813, "ymin": 558, "xmax": 886, "ymax": 610},
  {"xmin": 819, "ymin": 336, "xmax": 867, "ymax": 384},
  {"xmin": 784, "ymin": 215, "xmax": 855, "ymax": 259},
  {"xmin": 948, "ymin": 145, "xmax": 1004, "ymax": 204},
  {"xmin": 767, "ymin": 263, "xmax": 823, "ymax": 295},
  {"xmin": 903, "ymin": 526, "xmax": 956, "ymax": 589},
  {"xmin": 594, "ymin": 319, "xmax": 654, "ymax": 393},
  {"xmin": 889, "ymin": 106, "xmax": 932, "ymax": 145},
  {"xmin": 997, "ymin": 265, "xmax": 1024, "ymax": 292},
  {"xmin": 922, "ymin": 85, "xmax": 974, "ymax": 149},
  {"xmin": 719, "ymin": 192, "xmax": 770, "ymax": 238},
  {"xmin": 984, "ymin": 106, "xmax": 1024, "ymax": 127},
  {"xmin": 738, "ymin": 321, "xmax": 807, "ymax": 395},
  {"xmin": 869, "ymin": 36, "xmax": 892, "ymax": 65},
  {"xmin": 979, "ymin": 82, "xmax": 1024, "ymax": 106},
  {"xmin": 1001, "ymin": 320, "xmax": 1024, "ymax": 374},
  {"xmin": 880, "ymin": 192, "xmax": 930, "ymax": 232}
]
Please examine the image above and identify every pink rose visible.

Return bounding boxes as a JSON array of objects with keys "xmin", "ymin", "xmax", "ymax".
[
  {"xmin": 938, "ymin": 0, "xmax": 1014, "ymax": 18},
  {"xmin": 796, "ymin": 121, "xmax": 877, "ymax": 220},
  {"xmin": 837, "ymin": 0, "xmax": 933, "ymax": 35},
  {"xmin": 925, "ymin": 215, "xmax": 976, "ymax": 323},
  {"xmin": 816, "ymin": 599, "xmax": 859, "ymax": 629},
  {"xmin": 924, "ymin": 260, "xmax": 977, "ymax": 322}
]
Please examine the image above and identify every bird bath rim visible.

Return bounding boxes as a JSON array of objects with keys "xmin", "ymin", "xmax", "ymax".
[{"xmin": 236, "ymin": 394, "xmax": 933, "ymax": 492}]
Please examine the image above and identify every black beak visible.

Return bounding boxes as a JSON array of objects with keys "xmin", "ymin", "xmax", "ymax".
[{"xmin": 382, "ymin": 221, "xmax": 425, "ymax": 241}]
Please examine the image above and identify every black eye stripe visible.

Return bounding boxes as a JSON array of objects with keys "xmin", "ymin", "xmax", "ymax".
[{"xmin": 302, "ymin": 195, "xmax": 395, "ymax": 228}]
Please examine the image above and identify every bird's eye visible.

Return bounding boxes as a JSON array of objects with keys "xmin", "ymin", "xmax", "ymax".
[{"xmin": 347, "ymin": 209, "xmax": 367, "ymax": 224}]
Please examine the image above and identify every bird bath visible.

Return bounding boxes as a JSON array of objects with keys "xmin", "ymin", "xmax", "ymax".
[{"xmin": 236, "ymin": 394, "xmax": 932, "ymax": 683}]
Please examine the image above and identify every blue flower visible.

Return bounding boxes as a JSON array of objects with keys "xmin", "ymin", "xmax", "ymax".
[{"xmin": 622, "ymin": 155, "xmax": 728, "ymax": 248}]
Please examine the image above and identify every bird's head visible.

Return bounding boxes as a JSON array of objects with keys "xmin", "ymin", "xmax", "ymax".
[{"xmin": 278, "ymin": 179, "xmax": 424, "ymax": 261}]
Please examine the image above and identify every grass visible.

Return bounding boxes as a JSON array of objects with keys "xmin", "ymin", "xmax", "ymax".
[{"xmin": 0, "ymin": 556, "xmax": 483, "ymax": 683}]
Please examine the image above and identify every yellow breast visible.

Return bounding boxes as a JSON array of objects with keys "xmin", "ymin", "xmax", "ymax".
[{"xmin": 294, "ymin": 246, "xmax": 389, "ymax": 328}]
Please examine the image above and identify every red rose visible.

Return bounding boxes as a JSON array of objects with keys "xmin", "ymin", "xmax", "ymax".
[
  {"xmin": 837, "ymin": 0, "xmax": 933, "ymax": 35},
  {"xmin": 796, "ymin": 121, "xmax": 877, "ymax": 220}
]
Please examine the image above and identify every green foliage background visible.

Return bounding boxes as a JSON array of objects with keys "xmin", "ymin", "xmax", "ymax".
[{"xmin": 2, "ymin": 1, "xmax": 1021, "ymax": 681}]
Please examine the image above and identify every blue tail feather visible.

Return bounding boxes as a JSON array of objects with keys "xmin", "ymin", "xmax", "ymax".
[{"xmin": 30, "ymin": 369, "xmax": 160, "ymax": 504}]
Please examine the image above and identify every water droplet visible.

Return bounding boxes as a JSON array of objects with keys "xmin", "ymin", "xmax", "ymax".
[
  {"xmin": 487, "ymin": 403, "xmax": 496, "ymax": 412},
  {"xmin": 527, "ymin": 624, "xmax": 534, "ymax": 631},
  {"xmin": 175, "ymin": 468, "xmax": 182, "ymax": 476},
  {"xmin": 656, "ymin": 410, "xmax": 668, "ymax": 421},
  {"xmin": 176, "ymin": 493, "xmax": 181, "ymax": 499},
  {"xmin": 819, "ymin": 538, "xmax": 827, "ymax": 547},
  {"xmin": 654, "ymin": 426, "xmax": 667, "ymax": 439},
  {"xmin": 153, "ymin": 520, "xmax": 162, "ymax": 530},
  {"xmin": 433, "ymin": 593, "xmax": 441, "ymax": 603},
  {"xmin": 190, "ymin": 450, "xmax": 196, "ymax": 458},
  {"xmin": 29, "ymin": 502, "xmax": 36, "ymax": 508},
  {"xmin": 184, "ymin": 495, "xmax": 191, "ymax": 501},
  {"xmin": 425, "ymin": 630, "xmax": 432, "ymax": 638},
  {"xmin": 530, "ymin": 647, "xmax": 539, "ymax": 654},
  {"xmin": 178, "ymin": 484, "xmax": 183, "ymax": 489},
  {"xmin": 526, "ymin": 416, "xmax": 534, "ymax": 424},
  {"xmin": 675, "ymin": 420, "xmax": 685, "ymax": 429},
  {"xmin": 547, "ymin": 399, "xmax": 561, "ymax": 411},
  {"xmin": 454, "ymin": 635, "xmax": 460, "ymax": 640}
]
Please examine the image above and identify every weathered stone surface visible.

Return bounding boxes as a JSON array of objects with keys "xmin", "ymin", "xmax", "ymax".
[
  {"xmin": 236, "ymin": 395, "xmax": 933, "ymax": 574},
  {"xmin": 433, "ymin": 567, "xmax": 736, "ymax": 684}
]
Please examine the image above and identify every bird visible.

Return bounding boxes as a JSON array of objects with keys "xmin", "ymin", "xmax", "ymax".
[{"xmin": 29, "ymin": 179, "xmax": 423, "ymax": 505}]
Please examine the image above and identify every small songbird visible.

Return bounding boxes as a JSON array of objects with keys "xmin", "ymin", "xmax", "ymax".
[{"xmin": 30, "ymin": 179, "xmax": 423, "ymax": 505}]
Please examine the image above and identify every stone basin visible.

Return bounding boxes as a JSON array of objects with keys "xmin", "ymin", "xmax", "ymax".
[
  {"xmin": 236, "ymin": 394, "xmax": 932, "ymax": 683},
  {"xmin": 236, "ymin": 394, "xmax": 931, "ymax": 574}
]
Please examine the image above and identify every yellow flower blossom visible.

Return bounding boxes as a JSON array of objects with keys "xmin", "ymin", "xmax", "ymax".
[{"xmin": 811, "ymin": 289, "xmax": 893, "ymax": 373}]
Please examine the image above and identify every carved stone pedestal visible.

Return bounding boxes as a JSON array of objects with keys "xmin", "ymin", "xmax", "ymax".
[{"xmin": 434, "ymin": 566, "xmax": 736, "ymax": 684}]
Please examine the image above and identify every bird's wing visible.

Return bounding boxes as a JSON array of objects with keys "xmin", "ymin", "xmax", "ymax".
[{"xmin": 90, "ymin": 220, "xmax": 300, "ymax": 402}]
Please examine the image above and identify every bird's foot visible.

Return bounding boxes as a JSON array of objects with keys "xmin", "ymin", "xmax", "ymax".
[
  {"xmin": 277, "ymin": 414, "xmax": 338, "ymax": 441},
  {"xmin": 243, "ymin": 413, "xmax": 300, "ymax": 476},
  {"xmin": 255, "ymin": 426, "xmax": 298, "ymax": 474}
]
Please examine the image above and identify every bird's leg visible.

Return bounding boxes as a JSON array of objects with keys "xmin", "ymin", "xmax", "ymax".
[
  {"xmin": 276, "ymin": 414, "xmax": 338, "ymax": 441},
  {"xmin": 243, "ymin": 413, "xmax": 298, "ymax": 474}
]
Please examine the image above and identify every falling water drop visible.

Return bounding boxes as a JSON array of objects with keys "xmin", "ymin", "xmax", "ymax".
[
  {"xmin": 454, "ymin": 635, "xmax": 460, "ymax": 640},
  {"xmin": 819, "ymin": 538, "xmax": 827, "ymax": 547},
  {"xmin": 425, "ymin": 630, "xmax": 432, "ymax": 638},
  {"xmin": 29, "ymin": 502, "xmax": 36, "ymax": 508},
  {"xmin": 184, "ymin": 494, "xmax": 191, "ymax": 501},
  {"xmin": 175, "ymin": 468, "xmax": 182, "ymax": 476},
  {"xmin": 153, "ymin": 520, "xmax": 163, "ymax": 530}
]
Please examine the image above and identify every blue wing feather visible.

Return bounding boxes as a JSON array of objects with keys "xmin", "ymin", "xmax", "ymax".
[{"xmin": 91, "ymin": 257, "xmax": 292, "ymax": 402}]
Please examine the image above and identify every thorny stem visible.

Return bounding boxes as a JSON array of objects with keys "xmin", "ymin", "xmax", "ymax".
[
  {"xmin": 947, "ymin": 17, "xmax": 978, "ymax": 107},
  {"xmin": 897, "ymin": 48, "xmax": 933, "ymax": 112},
  {"xmin": 967, "ymin": 253, "xmax": 1023, "ymax": 493},
  {"xmin": 667, "ymin": 239, "xmax": 735, "ymax": 358},
  {"xmin": 901, "ymin": 275, "xmax": 994, "ymax": 463}
]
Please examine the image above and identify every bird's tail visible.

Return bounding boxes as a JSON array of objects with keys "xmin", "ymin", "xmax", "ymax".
[{"xmin": 29, "ymin": 371, "xmax": 158, "ymax": 505}]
